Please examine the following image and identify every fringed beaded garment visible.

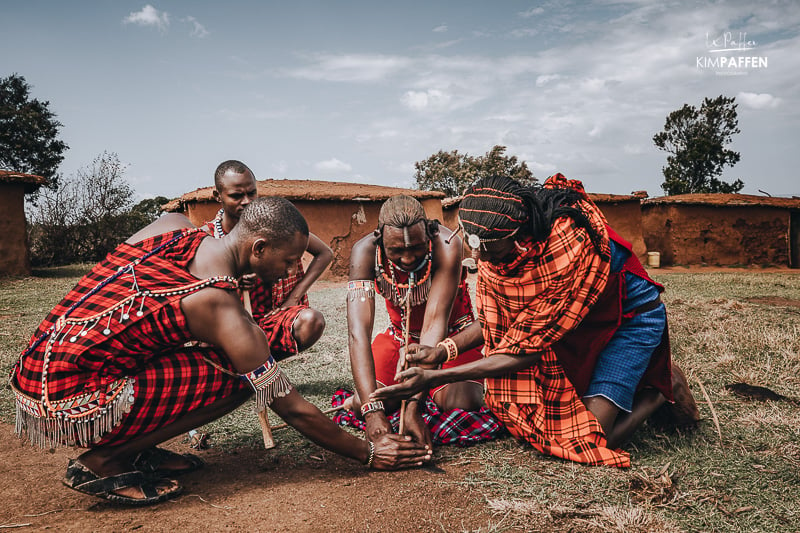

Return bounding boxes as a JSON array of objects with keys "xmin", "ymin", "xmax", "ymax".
[{"xmin": 11, "ymin": 228, "xmax": 292, "ymax": 449}]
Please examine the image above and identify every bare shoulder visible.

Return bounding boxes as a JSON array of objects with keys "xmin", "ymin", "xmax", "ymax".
[
  {"xmin": 349, "ymin": 233, "xmax": 378, "ymax": 279},
  {"xmin": 126, "ymin": 213, "xmax": 195, "ymax": 245},
  {"xmin": 433, "ymin": 227, "xmax": 462, "ymax": 263}
]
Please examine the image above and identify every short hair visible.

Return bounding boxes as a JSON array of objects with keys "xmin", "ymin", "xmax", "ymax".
[
  {"xmin": 214, "ymin": 160, "xmax": 253, "ymax": 191},
  {"xmin": 238, "ymin": 196, "xmax": 308, "ymax": 243},
  {"xmin": 377, "ymin": 195, "xmax": 439, "ymax": 238}
]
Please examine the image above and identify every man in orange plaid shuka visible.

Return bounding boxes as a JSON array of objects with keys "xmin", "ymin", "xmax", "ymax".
[{"xmin": 372, "ymin": 174, "xmax": 699, "ymax": 467}]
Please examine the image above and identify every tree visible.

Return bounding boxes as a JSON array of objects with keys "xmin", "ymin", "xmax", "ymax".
[
  {"xmin": 28, "ymin": 152, "xmax": 166, "ymax": 266},
  {"xmin": 653, "ymin": 95, "xmax": 743, "ymax": 195},
  {"xmin": 414, "ymin": 145, "xmax": 537, "ymax": 197},
  {"xmin": 0, "ymin": 73, "xmax": 69, "ymax": 191}
]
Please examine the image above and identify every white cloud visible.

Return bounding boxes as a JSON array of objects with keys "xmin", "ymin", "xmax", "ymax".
[
  {"xmin": 314, "ymin": 158, "xmax": 353, "ymax": 172},
  {"xmin": 123, "ymin": 5, "xmax": 169, "ymax": 32},
  {"xmin": 510, "ymin": 28, "xmax": 539, "ymax": 38},
  {"xmin": 518, "ymin": 7, "xmax": 544, "ymax": 18},
  {"xmin": 401, "ymin": 89, "xmax": 452, "ymax": 111},
  {"xmin": 285, "ymin": 54, "xmax": 411, "ymax": 82},
  {"xmin": 433, "ymin": 24, "xmax": 448, "ymax": 33},
  {"xmin": 535, "ymin": 74, "xmax": 562, "ymax": 87},
  {"xmin": 737, "ymin": 92, "xmax": 782, "ymax": 110},
  {"xmin": 184, "ymin": 16, "xmax": 209, "ymax": 38}
]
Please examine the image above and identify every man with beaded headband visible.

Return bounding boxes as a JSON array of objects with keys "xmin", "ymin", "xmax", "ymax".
[
  {"xmin": 10, "ymin": 197, "xmax": 430, "ymax": 506},
  {"xmin": 372, "ymin": 175, "xmax": 699, "ymax": 467},
  {"xmin": 341, "ymin": 194, "xmax": 503, "ymax": 453},
  {"xmin": 207, "ymin": 160, "xmax": 332, "ymax": 360}
]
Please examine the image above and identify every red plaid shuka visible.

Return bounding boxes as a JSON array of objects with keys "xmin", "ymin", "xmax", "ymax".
[
  {"xmin": 206, "ymin": 218, "xmax": 308, "ymax": 356},
  {"xmin": 10, "ymin": 228, "xmax": 250, "ymax": 449},
  {"xmin": 478, "ymin": 174, "xmax": 636, "ymax": 467},
  {"xmin": 331, "ymin": 388, "xmax": 506, "ymax": 446}
]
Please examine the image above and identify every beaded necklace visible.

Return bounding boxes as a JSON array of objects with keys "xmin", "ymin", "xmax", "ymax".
[
  {"xmin": 213, "ymin": 208, "xmax": 226, "ymax": 238},
  {"xmin": 374, "ymin": 240, "xmax": 432, "ymax": 309}
]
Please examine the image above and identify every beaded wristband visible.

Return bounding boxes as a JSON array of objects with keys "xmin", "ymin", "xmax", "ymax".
[
  {"xmin": 365, "ymin": 440, "xmax": 376, "ymax": 468},
  {"xmin": 360, "ymin": 400, "xmax": 385, "ymax": 417},
  {"xmin": 437, "ymin": 337, "xmax": 459, "ymax": 363}
]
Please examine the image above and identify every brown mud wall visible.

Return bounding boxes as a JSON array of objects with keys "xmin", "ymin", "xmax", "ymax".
[
  {"xmin": 0, "ymin": 184, "xmax": 31, "ymax": 276},
  {"xmin": 183, "ymin": 198, "xmax": 443, "ymax": 279},
  {"xmin": 642, "ymin": 204, "xmax": 790, "ymax": 266}
]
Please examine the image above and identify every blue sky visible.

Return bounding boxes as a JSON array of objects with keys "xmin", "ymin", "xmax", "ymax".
[{"xmin": 2, "ymin": 1, "xmax": 798, "ymax": 200}]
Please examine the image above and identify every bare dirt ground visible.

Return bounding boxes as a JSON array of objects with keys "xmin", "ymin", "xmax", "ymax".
[{"xmin": 0, "ymin": 423, "xmax": 496, "ymax": 532}]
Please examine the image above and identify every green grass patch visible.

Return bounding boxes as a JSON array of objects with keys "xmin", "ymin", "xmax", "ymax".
[{"xmin": 2, "ymin": 269, "xmax": 799, "ymax": 530}]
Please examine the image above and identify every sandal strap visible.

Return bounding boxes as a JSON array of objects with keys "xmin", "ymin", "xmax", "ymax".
[{"xmin": 74, "ymin": 470, "xmax": 149, "ymax": 495}]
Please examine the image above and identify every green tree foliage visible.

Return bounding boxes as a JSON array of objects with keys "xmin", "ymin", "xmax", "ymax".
[
  {"xmin": 653, "ymin": 95, "xmax": 743, "ymax": 195},
  {"xmin": 414, "ymin": 145, "xmax": 537, "ymax": 197},
  {"xmin": 0, "ymin": 73, "xmax": 69, "ymax": 191},
  {"xmin": 28, "ymin": 152, "xmax": 167, "ymax": 266}
]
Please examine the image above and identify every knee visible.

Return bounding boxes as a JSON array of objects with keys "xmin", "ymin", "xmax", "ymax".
[{"xmin": 293, "ymin": 308, "xmax": 325, "ymax": 350}]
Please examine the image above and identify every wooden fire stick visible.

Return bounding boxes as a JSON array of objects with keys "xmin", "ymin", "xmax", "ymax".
[
  {"xmin": 243, "ymin": 290, "xmax": 276, "ymax": 449},
  {"xmin": 398, "ymin": 277, "xmax": 414, "ymax": 435}
]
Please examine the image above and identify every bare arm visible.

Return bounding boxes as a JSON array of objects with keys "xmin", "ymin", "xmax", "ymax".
[
  {"xmin": 347, "ymin": 235, "xmax": 393, "ymax": 440},
  {"xmin": 282, "ymin": 232, "xmax": 333, "ymax": 307},
  {"xmin": 372, "ymin": 350, "xmax": 543, "ymax": 403},
  {"xmin": 269, "ymin": 388, "xmax": 430, "ymax": 470},
  {"xmin": 416, "ymin": 230, "xmax": 462, "ymax": 348},
  {"xmin": 180, "ymin": 287, "xmax": 270, "ymax": 373}
]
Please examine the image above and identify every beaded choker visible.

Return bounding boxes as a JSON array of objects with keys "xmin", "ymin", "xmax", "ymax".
[
  {"xmin": 213, "ymin": 208, "xmax": 226, "ymax": 238},
  {"xmin": 374, "ymin": 241, "xmax": 432, "ymax": 308}
]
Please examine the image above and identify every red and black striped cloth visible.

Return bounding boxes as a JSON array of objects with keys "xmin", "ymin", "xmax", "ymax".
[
  {"xmin": 331, "ymin": 388, "xmax": 506, "ymax": 446},
  {"xmin": 11, "ymin": 228, "xmax": 249, "ymax": 448}
]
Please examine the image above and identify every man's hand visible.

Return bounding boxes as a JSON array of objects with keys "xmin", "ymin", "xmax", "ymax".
[
  {"xmin": 370, "ymin": 433, "xmax": 431, "ymax": 470},
  {"xmin": 238, "ymin": 273, "xmax": 258, "ymax": 291},
  {"xmin": 405, "ymin": 343, "xmax": 445, "ymax": 367},
  {"xmin": 402, "ymin": 402, "xmax": 433, "ymax": 453},
  {"xmin": 370, "ymin": 367, "xmax": 431, "ymax": 403}
]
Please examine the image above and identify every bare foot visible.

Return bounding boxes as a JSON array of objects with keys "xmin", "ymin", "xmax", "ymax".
[{"xmin": 650, "ymin": 363, "xmax": 700, "ymax": 429}]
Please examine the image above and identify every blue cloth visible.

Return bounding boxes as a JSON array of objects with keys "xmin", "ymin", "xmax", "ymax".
[{"xmin": 584, "ymin": 240, "xmax": 665, "ymax": 411}]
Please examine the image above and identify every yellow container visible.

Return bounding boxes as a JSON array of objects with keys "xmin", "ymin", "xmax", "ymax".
[{"xmin": 646, "ymin": 252, "xmax": 661, "ymax": 268}]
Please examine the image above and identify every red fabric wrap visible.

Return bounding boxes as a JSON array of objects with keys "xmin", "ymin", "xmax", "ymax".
[
  {"xmin": 552, "ymin": 227, "xmax": 673, "ymax": 402},
  {"xmin": 11, "ymin": 228, "xmax": 248, "ymax": 448}
]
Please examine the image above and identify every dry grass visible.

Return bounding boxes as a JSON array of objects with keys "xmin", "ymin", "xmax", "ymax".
[{"xmin": 2, "ymin": 269, "xmax": 800, "ymax": 531}]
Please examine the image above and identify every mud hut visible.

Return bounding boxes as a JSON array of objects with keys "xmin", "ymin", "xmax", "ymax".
[
  {"xmin": 642, "ymin": 194, "xmax": 800, "ymax": 267},
  {"xmin": 163, "ymin": 179, "xmax": 445, "ymax": 278},
  {"xmin": 441, "ymin": 192, "xmax": 647, "ymax": 261},
  {"xmin": 0, "ymin": 171, "xmax": 46, "ymax": 276}
]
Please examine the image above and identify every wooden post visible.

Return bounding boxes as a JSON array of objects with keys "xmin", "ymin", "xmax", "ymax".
[{"xmin": 244, "ymin": 290, "xmax": 276, "ymax": 449}]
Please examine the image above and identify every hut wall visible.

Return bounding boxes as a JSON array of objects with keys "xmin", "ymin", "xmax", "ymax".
[
  {"xmin": 642, "ymin": 204, "xmax": 790, "ymax": 266},
  {"xmin": 0, "ymin": 183, "xmax": 31, "ymax": 276},
  {"xmin": 594, "ymin": 201, "xmax": 647, "ymax": 261},
  {"xmin": 182, "ymin": 198, "xmax": 444, "ymax": 279},
  {"xmin": 442, "ymin": 201, "xmax": 647, "ymax": 262}
]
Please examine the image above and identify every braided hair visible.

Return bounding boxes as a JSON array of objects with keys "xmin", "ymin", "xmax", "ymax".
[
  {"xmin": 377, "ymin": 195, "xmax": 439, "ymax": 241},
  {"xmin": 459, "ymin": 175, "xmax": 604, "ymax": 254}
]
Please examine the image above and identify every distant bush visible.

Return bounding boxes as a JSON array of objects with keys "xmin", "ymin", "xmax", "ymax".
[{"xmin": 27, "ymin": 152, "xmax": 168, "ymax": 266}]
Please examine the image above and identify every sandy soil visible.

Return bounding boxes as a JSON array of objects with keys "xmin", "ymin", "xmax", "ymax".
[{"xmin": 0, "ymin": 422, "xmax": 496, "ymax": 532}]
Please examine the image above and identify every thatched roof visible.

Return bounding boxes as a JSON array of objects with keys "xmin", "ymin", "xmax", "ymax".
[
  {"xmin": 643, "ymin": 193, "xmax": 800, "ymax": 209},
  {"xmin": 164, "ymin": 179, "xmax": 444, "ymax": 212},
  {"xmin": 0, "ymin": 170, "xmax": 46, "ymax": 193}
]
